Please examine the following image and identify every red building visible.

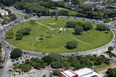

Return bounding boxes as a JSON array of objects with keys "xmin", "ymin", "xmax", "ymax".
[{"xmin": 60, "ymin": 69, "xmax": 78, "ymax": 77}]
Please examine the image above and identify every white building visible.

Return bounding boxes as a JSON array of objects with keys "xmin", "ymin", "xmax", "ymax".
[
  {"xmin": 75, "ymin": 68, "xmax": 102, "ymax": 77},
  {"xmin": 60, "ymin": 68, "xmax": 102, "ymax": 77},
  {"xmin": 0, "ymin": 9, "xmax": 8, "ymax": 16}
]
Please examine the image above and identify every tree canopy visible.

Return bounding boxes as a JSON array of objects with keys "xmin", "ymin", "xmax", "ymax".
[
  {"xmin": 66, "ymin": 41, "xmax": 78, "ymax": 49},
  {"xmin": 74, "ymin": 26, "xmax": 83, "ymax": 35},
  {"xmin": 10, "ymin": 48, "xmax": 22, "ymax": 58},
  {"xmin": 66, "ymin": 21, "xmax": 78, "ymax": 28},
  {"xmin": 96, "ymin": 24, "xmax": 109, "ymax": 31}
]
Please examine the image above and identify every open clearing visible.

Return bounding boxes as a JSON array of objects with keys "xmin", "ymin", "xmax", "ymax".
[{"xmin": 5, "ymin": 18, "xmax": 113, "ymax": 53}]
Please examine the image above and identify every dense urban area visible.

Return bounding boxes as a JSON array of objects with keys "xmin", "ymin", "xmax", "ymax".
[{"xmin": 0, "ymin": 0, "xmax": 116, "ymax": 77}]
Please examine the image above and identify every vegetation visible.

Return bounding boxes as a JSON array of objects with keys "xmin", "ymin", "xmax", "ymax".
[
  {"xmin": 53, "ymin": 70, "xmax": 60, "ymax": 76},
  {"xmin": 43, "ymin": 75, "xmax": 46, "ymax": 77},
  {"xmin": 15, "ymin": 27, "xmax": 31, "ymax": 40},
  {"xmin": 66, "ymin": 21, "xmax": 78, "ymax": 28},
  {"xmin": 13, "ymin": 54, "xmax": 110, "ymax": 72},
  {"xmin": 96, "ymin": 24, "xmax": 109, "ymax": 31},
  {"xmin": 74, "ymin": 26, "xmax": 83, "ymax": 35},
  {"xmin": 10, "ymin": 48, "xmax": 22, "ymax": 59},
  {"xmin": 13, "ymin": 57, "xmax": 45, "ymax": 72},
  {"xmin": 106, "ymin": 68, "xmax": 116, "ymax": 77},
  {"xmin": 5, "ymin": 19, "xmax": 113, "ymax": 53},
  {"xmin": 66, "ymin": 41, "xmax": 78, "ymax": 49},
  {"xmin": 0, "ymin": 0, "xmax": 116, "ymax": 20},
  {"xmin": 108, "ymin": 46, "xmax": 113, "ymax": 52},
  {"xmin": 0, "ymin": 42, "xmax": 3, "ymax": 65}
]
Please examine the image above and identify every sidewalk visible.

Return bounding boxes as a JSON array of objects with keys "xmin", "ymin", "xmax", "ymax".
[{"xmin": 1, "ymin": 47, "xmax": 5, "ymax": 59}]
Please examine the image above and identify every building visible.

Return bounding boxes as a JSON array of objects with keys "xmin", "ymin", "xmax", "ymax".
[
  {"xmin": 60, "ymin": 68, "xmax": 102, "ymax": 77},
  {"xmin": 60, "ymin": 69, "xmax": 78, "ymax": 77},
  {"xmin": 0, "ymin": 9, "xmax": 8, "ymax": 16}
]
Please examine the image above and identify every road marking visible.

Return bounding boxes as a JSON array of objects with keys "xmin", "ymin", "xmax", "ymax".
[
  {"xmin": 71, "ymin": 37, "xmax": 92, "ymax": 46},
  {"xmin": 36, "ymin": 21, "xmax": 54, "ymax": 30}
]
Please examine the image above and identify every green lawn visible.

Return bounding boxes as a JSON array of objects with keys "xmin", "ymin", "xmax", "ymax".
[
  {"xmin": 5, "ymin": 18, "xmax": 113, "ymax": 53},
  {"xmin": 14, "ymin": 12, "xmax": 24, "ymax": 17},
  {"xmin": 68, "ymin": 11, "xmax": 77, "ymax": 16}
]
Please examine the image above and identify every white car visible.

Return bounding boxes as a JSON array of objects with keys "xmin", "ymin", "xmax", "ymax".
[{"xmin": 113, "ymin": 29, "xmax": 115, "ymax": 31}]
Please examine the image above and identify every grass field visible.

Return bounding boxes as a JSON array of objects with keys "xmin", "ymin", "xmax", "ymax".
[{"xmin": 5, "ymin": 18, "xmax": 113, "ymax": 53}]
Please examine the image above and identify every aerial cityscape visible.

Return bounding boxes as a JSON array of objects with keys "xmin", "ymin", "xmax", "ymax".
[{"xmin": 0, "ymin": 0, "xmax": 116, "ymax": 77}]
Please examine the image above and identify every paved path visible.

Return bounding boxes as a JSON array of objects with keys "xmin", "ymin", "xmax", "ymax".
[
  {"xmin": 72, "ymin": 37, "xmax": 92, "ymax": 46},
  {"xmin": 36, "ymin": 21, "xmax": 54, "ymax": 30}
]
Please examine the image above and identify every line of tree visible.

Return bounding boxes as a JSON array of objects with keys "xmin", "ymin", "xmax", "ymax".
[
  {"xmin": 66, "ymin": 21, "xmax": 93, "ymax": 35},
  {"xmin": 13, "ymin": 53, "xmax": 110, "ymax": 73},
  {"xmin": 0, "ymin": 0, "xmax": 116, "ymax": 20}
]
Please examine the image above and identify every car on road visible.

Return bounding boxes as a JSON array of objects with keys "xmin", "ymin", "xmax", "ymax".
[
  {"xmin": 8, "ymin": 69, "xmax": 12, "ymax": 72},
  {"xmin": 113, "ymin": 29, "xmax": 115, "ymax": 31},
  {"xmin": 0, "ymin": 65, "xmax": 3, "ymax": 68}
]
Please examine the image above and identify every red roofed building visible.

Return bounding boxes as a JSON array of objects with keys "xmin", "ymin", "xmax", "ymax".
[{"xmin": 60, "ymin": 69, "xmax": 78, "ymax": 77}]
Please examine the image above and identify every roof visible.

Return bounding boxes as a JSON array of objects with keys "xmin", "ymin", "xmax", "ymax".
[
  {"xmin": 61, "ymin": 69, "xmax": 77, "ymax": 77},
  {"xmin": 74, "ymin": 68, "xmax": 102, "ymax": 77}
]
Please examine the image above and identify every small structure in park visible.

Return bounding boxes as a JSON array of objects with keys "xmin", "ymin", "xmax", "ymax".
[
  {"xmin": 48, "ymin": 23, "xmax": 56, "ymax": 26},
  {"xmin": 59, "ymin": 28, "xmax": 63, "ymax": 33},
  {"xmin": 59, "ymin": 28, "xmax": 66, "ymax": 33}
]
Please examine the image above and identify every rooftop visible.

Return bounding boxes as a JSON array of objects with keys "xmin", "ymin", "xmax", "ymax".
[
  {"xmin": 75, "ymin": 68, "xmax": 102, "ymax": 77},
  {"xmin": 61, "ymin": 69, "xmax": 77, "ymax": 77}
]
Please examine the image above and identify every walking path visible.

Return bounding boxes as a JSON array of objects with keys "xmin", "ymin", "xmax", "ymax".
[
  {"xmin": 72, "ymin": 37, "xmax": 92, "ymax": 46},
  {"xmin": 36, "ymin": 21, "xmax": 54, "ymax": 30}
]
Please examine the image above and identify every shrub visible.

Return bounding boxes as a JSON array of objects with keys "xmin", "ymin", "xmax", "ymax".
[
  {"xmin": 66, "ymin": 41, "xmax": 78, "ymax": 49},
  {"xmin": 10, "ymin": 48, "xmax": 22, "ymax": 58},
  {"xmin": 66, "ymin": 21, "xmax": 78, "ymax": 28}
]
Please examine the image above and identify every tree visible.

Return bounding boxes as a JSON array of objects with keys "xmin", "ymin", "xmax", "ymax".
[
  {"xmin": 83, "ymin": 22, "xmax": 93, "ymax": 31},
  {"xmin": 1, "ymin": 20, "xmax": 7, "ymax": 25},
  {"xmin": 25, "ymin": 59, "xmax": 30, "ymax": 64},
  {"xmin": 29, "ymin": 20, "xmax": 36, "ymax": 25},
  {"xmin": 10, "ymin": 48, "xmax": 22, "ymax": 59},
  {"xmin": 106, "ymin": 68, "xmax": 116, "ymax": 77},
  {"xmin": 96, "ymin": 24, "xmax": 109, "ymax": 31},
  {"xmin": 55, "ymin": 14, "xmax": 58, "ymax": 21},
  {"xmin": 41, "ymin": 55, "xmax": 52, "ymax": 65},
  {"xmin": 0, "ymin": 56, "xmax": 4, "ymax": 65},
  {"xmin": 108, "ymin": 46, "xmax": 113, "ymax": 51},
  {"xmin": 53, "ymin": 70, "xmax": 60, "ymax": 76},
  {"xmin": 18, "ymin": 63, "xmax": 31, "ymax": 72},
  {"xmin": 40, "ymin": 34, "xmax": 45, "ymax": 40},
  {"xmin": 50, "ymin": 11, "xmax": 56, "ymax": 16},
  {"xmin": 29, "ymin": 57, "xmax": 45, "ymax": 69},
  {"xmin": 66, "ymin": 41, "xmax": 78, "ymax": 49},
  {"xmin": 59, "ymin": 10, "xmax": 69, "ymax": 16},
  {"xmin": 17, "ymin": 27, "xmax": 31, "ymax": 35},
  {"xmin": 16, "ymin": 33, "xmax": 23, "ymax": 40},
  {"xmin": 66, "ymin": 21, "xmax": 78, "ymax": 28},
  {"xmin": 74, "ymin": 26, "xmax": 83, "ymax": 35},
  {"xmin": 6, "ymin": 30, "xmax": 14, "ymax": 39},
  {"xmin": 49, "ymin": 53, "xmax": 62, "ymax": 61},
  {"xmin": 43, "ymin": 75, "xmax": 46, "ymax": 77},
  {"xmin": 71, "ymin": 0, "xmax": 81, "ymax": 5}
]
